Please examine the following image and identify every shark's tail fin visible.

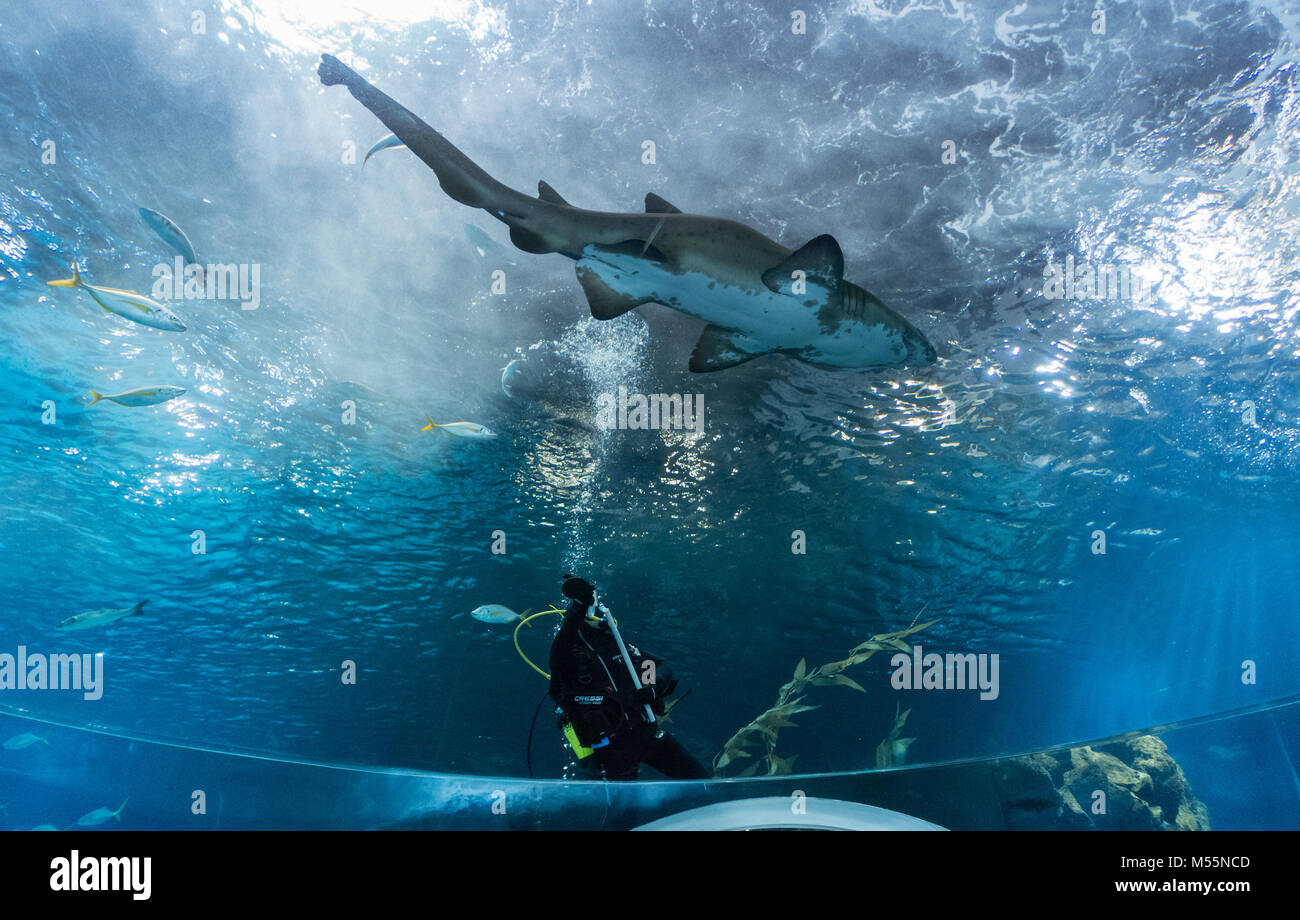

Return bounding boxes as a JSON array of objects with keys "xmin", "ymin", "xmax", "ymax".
[
  {"xmin": 47, "ymin": 264, "xmax": 82, "ymax": 288},
  {"xmin": 133, "ymin": 601, "xmax": 147, "ymax": 616},
  {"xmin": 114, "ymin": 797, "xmax": 129, "ymax": 820},
  {"xmin": 318, "ymin": 52, "xmax": 543, "ymax": 228},
  {"xmin": 317, "ymin": 53, "xmax": 358, "ymax": 88}
]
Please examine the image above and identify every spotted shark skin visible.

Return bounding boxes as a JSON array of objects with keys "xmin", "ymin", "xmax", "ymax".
[{"xmin": 317, "ymin": 53, "xmax": 937, "ymax": 373}]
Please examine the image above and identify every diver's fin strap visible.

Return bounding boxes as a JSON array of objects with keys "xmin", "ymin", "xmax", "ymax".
[{"xmin": 561, "ymin": 719, "xmax": 595, "ymax": 760}]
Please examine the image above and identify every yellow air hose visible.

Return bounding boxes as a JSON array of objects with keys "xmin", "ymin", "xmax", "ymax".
[
  {"xmin": 513, "ymin": 606, "xmax": 566, "ymax": 679},
  {"xmin": 513, "ymin": 603, "xmax": 633, "ymax": 773}
]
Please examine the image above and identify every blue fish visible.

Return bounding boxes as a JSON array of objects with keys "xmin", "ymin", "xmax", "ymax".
[
  {"xmin": 76, "ymin": 798, "xmax": 128, "ymax": 826},
  {"xmin": 3, "ymin": 733, "xmax": 47, "ymax": 750},
  {"xmin": 140, "ymin": 207, "xmax": 206, "ymax": 289},
  {"xmin": 362, "ymin": 132, "xmax": 407, "ymax": 167},
  {"xmin": 500, "ymin": 358, "xmax": 523, "ymax": 398},
  {"xmin": 463, "ymin": 223, "xmax": 518, "ymax": 265},
  {"xmin": 139, "ymin": 207, "xmax": 199, "ymax": 265}
]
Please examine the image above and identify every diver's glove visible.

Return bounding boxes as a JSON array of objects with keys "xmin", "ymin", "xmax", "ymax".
[{"xmin": 561, "ymin": 575, "xmax": 596, "ymax": 606}]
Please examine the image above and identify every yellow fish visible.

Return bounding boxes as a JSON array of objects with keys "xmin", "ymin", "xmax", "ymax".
[
  {"xmin": 89, "ymin": 386, "xmax": 186, "ymax": 407},
  {"xmin": 420, "ymin": 416, "xmax": 497, "ymax": 439},
  {"xmin": 47, "ymin": 265, "xmax": 186, "ymax": 331}
]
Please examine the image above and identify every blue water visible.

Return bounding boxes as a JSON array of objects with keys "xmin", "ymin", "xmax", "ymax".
[{"xmin": 2, "ymin": 0, "xmax": 1299, "ymax": 826}]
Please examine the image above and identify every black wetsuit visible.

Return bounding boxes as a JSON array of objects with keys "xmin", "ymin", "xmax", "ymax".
[{"xmin": 548, "ymin": 600, "xmax": 709, "ymax": 781}]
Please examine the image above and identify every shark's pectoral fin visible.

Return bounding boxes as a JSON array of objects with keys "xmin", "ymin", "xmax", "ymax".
[
  {"xmin": 761, "ymin": 234, "xmax": 845, "ymax": 306},
  {"xmin": 689, "ymin": 324, "xmax": 772, "ymax": 373},
  {"xmin": 537, "ymin": 181, "xmax": 570, "ymax": 206},
  {"xmin": 575, "ymin": 263, "xmax": 659, "ymax": 320},
  {"xmin": 645, "ymin": 193, "xmax": 682, "ymax": 214}
]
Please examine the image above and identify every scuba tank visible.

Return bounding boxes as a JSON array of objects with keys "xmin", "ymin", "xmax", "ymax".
[{"xmin": 593, "ymin": 592, "xmax": 657, "ymax": 726}]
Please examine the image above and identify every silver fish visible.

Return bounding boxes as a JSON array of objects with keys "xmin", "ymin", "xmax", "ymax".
[
  {"xmin": 3, "ymin": 733, "xmax": 47, "ymax": 751},
  {"xmin": 362, "ymin": 132, "xmax": 407, "ymax": 167},
  {"xmin": 420, "ymin": 417, "xmax": 497, "ymax": 439},
  {"xmin": 139, "ymin": 207, "xmax": 199, "ymax": 265},
  {"xmin": 57, "ymin": 601, "xmax": 147, "ymax": 632},
  {"xmin": 47, "ymin": 267, "xmax": 186, "ymax": 332},
  {"xmin": 500, "ymin": 359, "xmax": 523, "ymax": 398},
  {"xmin": 463, "ymin": 223, "xmax": 518, "ymax": 265},
  {"xmin": 89, "ymin": 386, "xmax": 186, "ymax": 408},
  {"xmin": 76, "ymin": 798, "xmax": 128, "ymax": 826},
  {"xmin": 470, "ymin": 604, "xmax": 526, "ymax": 624}
]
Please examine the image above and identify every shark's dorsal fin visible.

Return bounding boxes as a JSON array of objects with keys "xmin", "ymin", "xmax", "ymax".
[
  {"xmin": 574, "ymin": 264, "xmax": 659, "ymax": 320},
  {"xmin": 538, "ymin": 181, "xmax": 570, "ymax": 206},
  {"xmin": 689, "ymin": 324, "xmax": 771, "ymax": 373},
  {"xmin": 761, "ymin": 234, "xmax": 845, "ymax": 305},
  {"xmin": 645, "ymin": 193, "xmax": 681, "ymax": 214}
]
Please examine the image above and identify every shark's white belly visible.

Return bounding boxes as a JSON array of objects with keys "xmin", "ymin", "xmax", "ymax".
[
  {"xmin": 577, "ymin": 247, "xmax": 911, "ymax": 365},
  {"xmin": 578, "ymin": 248, "xmax": 819, "ymax": 344}
]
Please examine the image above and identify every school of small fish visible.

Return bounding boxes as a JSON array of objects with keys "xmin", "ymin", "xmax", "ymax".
[
  {"xmin": 45, "ymin": 209, "xmax": 196, "ymax": 408},
  {"xmin": 49, "ymin": 212, "xmax": 499, "ymax": 438},
  {"xmin": 2, "ymin": 733, "xmax": 131, "ymax": 830}
]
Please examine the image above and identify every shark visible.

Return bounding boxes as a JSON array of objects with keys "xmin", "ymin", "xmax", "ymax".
[{"xmin": 317, "ymin": 53, "xmax": 937, "ymax": 373}]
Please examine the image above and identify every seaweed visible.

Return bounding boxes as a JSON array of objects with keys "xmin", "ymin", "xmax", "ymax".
[
  {"xmin": 874, "ymin": 702, "xmax": 915, "ymax": 768},
  {"xmin": 713, "ymin": 618, "xmax": 937, "ymax": 777}
]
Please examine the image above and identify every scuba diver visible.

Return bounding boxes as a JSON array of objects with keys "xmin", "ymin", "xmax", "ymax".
[{"xmin": 549, "ymin": 575, "xmax": 710, "ymax": 781}]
